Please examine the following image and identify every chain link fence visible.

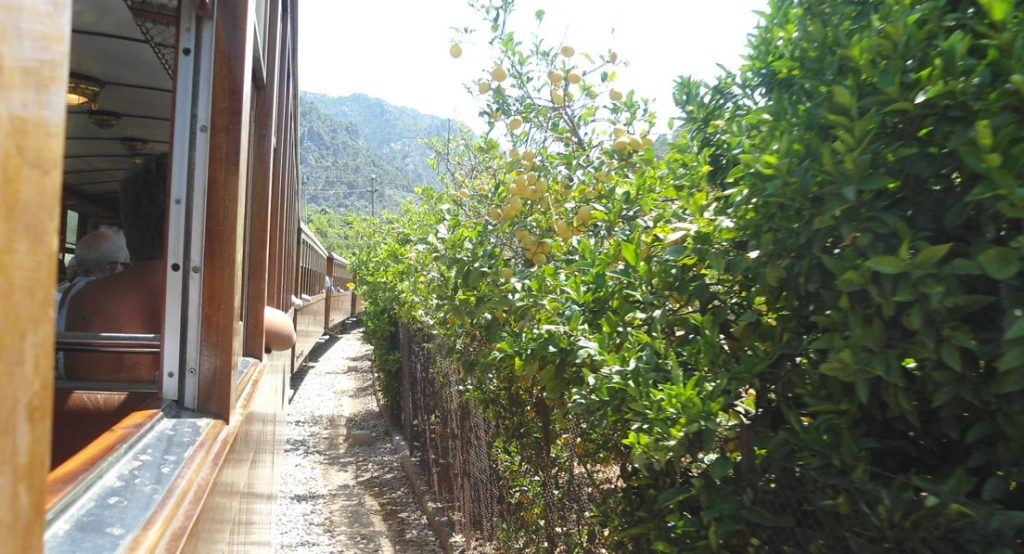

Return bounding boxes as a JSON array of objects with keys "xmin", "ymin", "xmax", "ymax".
[
  {"xmin": 396, "ymin": 326, "xmax": 618, "ymax": 551},
  {"xmin": 390, "ymin": 325, "xmax": 1024, "ymax": 552}
]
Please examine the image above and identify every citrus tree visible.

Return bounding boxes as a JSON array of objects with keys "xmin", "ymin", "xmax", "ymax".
[{"xmin": 347, "ymin": 0, "xmax": 1024, "ymax": 550}]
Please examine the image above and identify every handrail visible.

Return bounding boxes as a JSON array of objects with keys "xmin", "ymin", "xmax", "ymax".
[
  {"xmin": 56, "ymin": 332, "xmax": 161, "ymax": 354},
  {"xmin": 54, "ymin": 380, "xmax": 160, "ymax": 393}
]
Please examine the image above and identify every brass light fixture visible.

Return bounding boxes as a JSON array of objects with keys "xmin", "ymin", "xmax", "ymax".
[
  {"xmin": 88, "ymin": 110, "xmax": 122, "ymax": 129},
  {"xmin": 67, "ymin": 73, "xmax": 105, "ymax": 109},
  {"xmin": 120, "ymin": 137, "xmax": 149, "ymax": 153}
]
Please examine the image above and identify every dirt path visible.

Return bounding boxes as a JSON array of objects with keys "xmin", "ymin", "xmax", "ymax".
[{"xmin": 273, "ymin": 328, "xmax": 442, "ymax": 553}]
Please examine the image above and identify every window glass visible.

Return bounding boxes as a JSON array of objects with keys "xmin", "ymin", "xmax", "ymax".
[{"xmin": 64, "ymin": 209, "xmax": 80, "ymax": 264}]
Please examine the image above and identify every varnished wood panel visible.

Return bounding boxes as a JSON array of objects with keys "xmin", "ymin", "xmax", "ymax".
[
  {"xmin": 177, "ymin": 349, "xmax": 289, "ymax": 553},
  {"xmin": 0, "ymin": 2, "xmax": 71, "ymax": 552},
  {"xmin": 242, "ymin": 0, "xmax": 283, "ymax": 361},
  {"xmin": 199, "ymin": 0, "xmax": 256, "ymax": 420}
]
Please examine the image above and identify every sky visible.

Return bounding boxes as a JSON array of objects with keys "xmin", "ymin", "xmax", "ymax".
[{"xmin": 298, "ymin": 1, "xmax": 767, "ymax": 132}]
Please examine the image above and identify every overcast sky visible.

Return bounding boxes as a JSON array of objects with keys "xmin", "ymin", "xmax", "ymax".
[{"xmin": 298, "ymin": 1, "xmax": 766, "ymax": 131}]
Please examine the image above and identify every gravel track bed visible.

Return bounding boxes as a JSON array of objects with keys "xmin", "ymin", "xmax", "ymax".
[{"xmin": 273, "ymin": 329, "xmax": 442, "ymax": 553}]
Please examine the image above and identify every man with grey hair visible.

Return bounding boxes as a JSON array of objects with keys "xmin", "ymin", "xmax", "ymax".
[{"xmin": 56, "ymin": 227, "xmax": 130, "ymax": 377}]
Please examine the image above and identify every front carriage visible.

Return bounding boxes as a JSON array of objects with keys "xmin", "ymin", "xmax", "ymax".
[{"xmin": 0, "ymin": 0, "xmax": 335, "ymax": 551}]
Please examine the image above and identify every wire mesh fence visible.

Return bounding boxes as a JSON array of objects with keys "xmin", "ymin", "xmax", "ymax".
[
  {"xmin": 399, "ymin": 326, "xmax": 500, "ymax": 548},
  {"xmin": 391, "ymin": 325, "xmax": 1024, "ymax": 552}
]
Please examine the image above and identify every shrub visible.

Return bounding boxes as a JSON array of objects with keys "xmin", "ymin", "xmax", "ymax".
[{"xmin": 347, "ymin": 0, "xmax": 1024, "ymax": 550}]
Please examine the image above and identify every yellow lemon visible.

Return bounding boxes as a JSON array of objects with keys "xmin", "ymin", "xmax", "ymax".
[
  {"xmin": 613, "ymin": 125, "xmax": 627, "ymax": 138},
  {"xmin": 450, "ymin": 44, "xmax": 463, "ymax": 58},
  {"xmin": 560, "ymin": 45, "xmax": 575, "ymax": 57},
  {"xmin": 609, "ymin": 89, "xmax": 624, "ymax": 101},
  {"xmin": 522, "ymin": 150, "xmax": 535, "ymax": 163},
  {"xmin": 492, "ymin": 66, "xmax": 508, "ymax": 82},
  {"xmin": 534, "ymin": 179, "xmax": 548, "ymax": 195},
  {"xmin": 642, "ymin": 136, "xmax": 655, "ymax": 148},
  {"xmin": 508, "ymin": 116, "xmax": 523, "ymax": 131},
  {"xmin": 612, "ymin": 137, "xmax": 630, "ymax": 151},
  {"xmin": 478, "ymin": 81, "xmax": 491, "ymax": 94},
  {"xmin": 628, "ymin": 135, "xmax": 643, "ymax": 151},
  {"xmin": 532, "ymin": 253, "xmax": 548, "ymax": 265},
  {"xmin": 500, "ymin": 267, "xmax": 514, "ymax": 279},
  {"xmin": 514, "ymin": 228, "xmax": 531, "ymax": 242},
  {"xmin": 554, "ymin": 220, "xmax": 572, "ymax": 241},
  {"xmin": 509, "ymin": 148, "xmax": 521, "ymax": 159},
  {"xmin": 552, "ymin": 89, "xmax": 565, "ymax": 106},
  {"xmin": 576, "ymin": 205, "xmax": 593, "ymax": 222},
  {"xmin": 567, "ymin": 71, "xmax": 582, "ymax": 84},
  {"xmin": 548, "ymin": 70, "xmax": 564, "ymax": 84}
]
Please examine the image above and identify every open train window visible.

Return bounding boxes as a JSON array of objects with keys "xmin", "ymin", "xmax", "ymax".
[
  {"xmin": 7, "ymin": 0, "xmax": 303, "ymax": 549},
  {"xmin": 49, "ymin": 0, "xmax": 181, "ymax": 506}
]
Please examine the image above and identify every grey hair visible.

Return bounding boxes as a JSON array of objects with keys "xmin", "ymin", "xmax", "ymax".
[{"xmin": 72, "ymin": 227, "xmax": 129, "ymax": 278}]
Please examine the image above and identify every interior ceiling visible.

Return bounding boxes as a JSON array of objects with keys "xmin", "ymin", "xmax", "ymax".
[{"xmin": 65, "ymin": 0, "xmax": 178, "ymax": 220}]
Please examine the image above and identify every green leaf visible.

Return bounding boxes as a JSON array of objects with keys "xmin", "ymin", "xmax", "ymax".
[
  {"xmin": 914, "ymin": 243, "xmax": 953, "ymax": 268},
  {"xmin": 621, "ymin": 241, "xmax": 638, "ymax": 266},
  {"xmin": 982, "ymin": 476, "xmax": 1008, "ymax": 501},
  {"xmin": 995, "ymin": 346, "xmax": 1024, "ymax": 372},
  {"xmin": 978, "ymin": 0, "xmax": 1015, "ymax": 21},
  {"xmin": 1005, "ymin": 318, "xmax": 1024, "ymax": 340},
  {"xmin": 965, "ymin": 422, "xmax": 995, "ymax": 444},
  {"xmin": 832, "ymin": 85, "xmax": 854, "ymax": 109},
  {"xmin": 855, "ymin": 379, "xmax": 870, "ymax": 404},
  {"xmin": 940, "ymin": 343, "xmax": 963, "ymax": 371},
  {"xmin": 865, "ymin": 255, "xmax": 908, "ymax": 274},
  {"xmin": 977, "ymin": 247, "xmax": 1021, "ymax": 280}
]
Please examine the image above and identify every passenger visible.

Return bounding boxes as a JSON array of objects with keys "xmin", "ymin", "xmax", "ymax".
[
  {"xmin": 64, "ymin": 154, "xmax": 168, "ymax": 382},
  {"xmin": 56, "ymin": 227, "xmax": 130, "ymax": 330}
]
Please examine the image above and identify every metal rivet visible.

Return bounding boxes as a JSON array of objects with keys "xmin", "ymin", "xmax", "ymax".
[
  {"xmin": 191, "ymin": 265, "xmax": 201, "ymax": 274},
  {"xmin": 188, "ymin": 367, "xmax": 197, "ymax": 375},
  {"xmin": 182, "ymin": 47, "xmax": 192, "ymax": 56},
  {"xmin": 167, "ymin": 372, "xmax": 175, "ymax": 378},
  {"xmin": 199, "ymin": 124, "xmax": 208, "ymax": 133}
]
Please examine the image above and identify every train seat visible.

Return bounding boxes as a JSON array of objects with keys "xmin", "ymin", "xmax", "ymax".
[{"xmin": 50, "ymin": 389, "xmax": 161, "ymax": 469}]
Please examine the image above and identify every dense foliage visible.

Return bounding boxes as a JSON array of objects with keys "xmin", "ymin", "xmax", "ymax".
[{"xmin": 346, "ymin": 0, "xmax": 1024, "ymax": 550}]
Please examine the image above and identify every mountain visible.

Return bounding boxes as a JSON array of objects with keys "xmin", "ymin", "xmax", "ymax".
[{"xmin": 299, "ymin": 91, "xmax": 462, "ymax": 215}]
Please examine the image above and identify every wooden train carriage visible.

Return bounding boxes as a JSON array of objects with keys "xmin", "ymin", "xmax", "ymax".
[
  {"xmin": 325, "ymin": 252, "xmax": 357, "ymax": 331},
  {"xmin": 293, "ymin": 223, "xmax": 328, "ymax": 364},
  {"xmin": 0, "ymin": 0, "xmax": 324, "ymax": 551}
]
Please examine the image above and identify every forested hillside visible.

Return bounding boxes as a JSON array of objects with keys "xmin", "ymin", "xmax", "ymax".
[{"xmin": 299, "ymin": 91, "xmax": 462, "ymax": 215}]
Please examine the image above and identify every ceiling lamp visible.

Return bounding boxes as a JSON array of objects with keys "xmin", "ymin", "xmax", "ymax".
[
  {"xmin": 89, "ymin": 110, "xmax": 122, "ymax": 129},
  {"xmin": 120, "ymin": 137, "xmax": 149, "ymax": 153},
  {"xmin": 67, "ymin": 73, "xmax": 105, "ymax": 108}
]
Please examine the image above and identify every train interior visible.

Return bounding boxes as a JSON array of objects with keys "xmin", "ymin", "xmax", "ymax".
[{"xmin": 51, "ymin": 0, "xmax": 176, "ymax": 504}]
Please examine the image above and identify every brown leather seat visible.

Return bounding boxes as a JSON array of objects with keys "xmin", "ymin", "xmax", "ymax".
[{"xmin": 50, "ymin": 390, "xmax": 160, "ymax": 469}]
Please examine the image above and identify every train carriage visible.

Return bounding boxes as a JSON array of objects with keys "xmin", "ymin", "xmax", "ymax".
[{"xmin": 0, "ymin": 0, "xmax": 350, "ymax": 551}]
